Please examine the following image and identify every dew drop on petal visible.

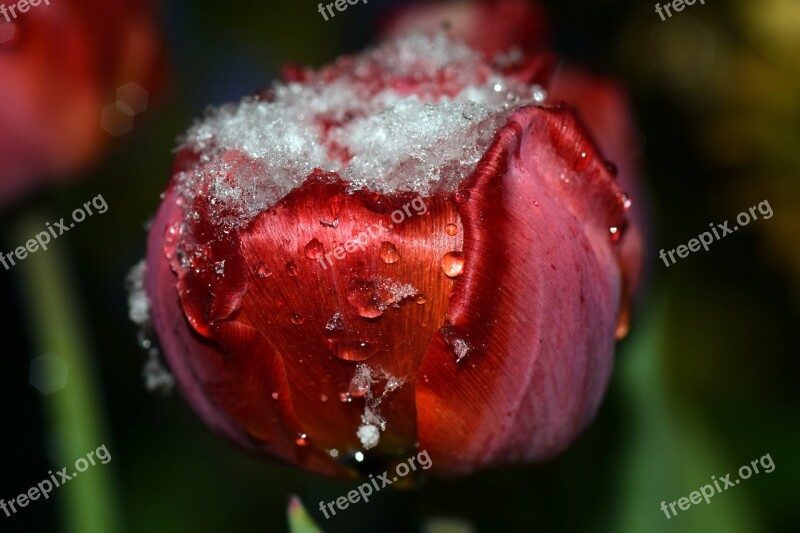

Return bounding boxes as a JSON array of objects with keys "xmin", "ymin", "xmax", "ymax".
[
  {"xmin": 325, "ymin": 337, "xmax": 379, "ymax": 361},
  {"xmin": 295, "ymin": 433, "xmax": 308, "ymax": 446},
  {"xmin": 290, "ymin": 312, "xmax": 305, "ymax": 325},
  {"xmin": 285, "ymin": 261, "xmax": 298, "ymax": 276},
  {"xmin": 271, "ymin": 392, "xmax": 279, "ymax": 400},
  {"xmin": 618, "ymin": 192, "xmax": 632, "ymax": 210},
  {"xmin": 379, "ymin": 242, "xmax": 401, "ymax": 264},
  {"xmin": 441, "ymin": 252, "xmax": 465, "ymax": 278},
  {"xmin": 254, "ymin": 262, "xmax": 272, "ymax": 278},
  {"xmin": 609, "ymin": 226, "xmax": 621, "ymax": 243},
  {"xmin": 415, "ymin": 295, "xmax": 428, "ymax": 305},
  {"xmin": 532, "ymin": 85, "xmax": 547, "ymax": 103},
  {"xmin": 454, "ymin": 190, "xmax": 471, "ymax": 204},
  {"xmin": 339, "ymin": 392, "xmax": 352, "ymax": 403},
  {"xmin": 320, "ymin": 393, "xmax": 329, "ymax": 403},
  {"xmin": 445, "ymin": 223, "xmax": 458, "ymax": 236},
  {"xmin": 304, "ymin": 238, "xmax": 324, "ymax": 259}
]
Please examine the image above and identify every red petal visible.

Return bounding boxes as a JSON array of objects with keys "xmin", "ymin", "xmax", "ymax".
[
  {"xmin": 147, "ymin": 186, "xmax": 349, "ymax": 477},
  {"xmin": 548, "ymin": 68, "xmax": 649, "ymax": 336},
  {"xmin": 416, "ymin": 105, "xmax": 631, "ymax": 475}
]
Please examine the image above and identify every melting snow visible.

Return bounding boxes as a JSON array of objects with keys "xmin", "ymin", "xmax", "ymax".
[
  {"xmin": 349, "ymin": 364, "xmax": 405, "ymax": 450},
  {"xmin": 175, "ymin": 32, "xmax": 546, "ymax": 231}
]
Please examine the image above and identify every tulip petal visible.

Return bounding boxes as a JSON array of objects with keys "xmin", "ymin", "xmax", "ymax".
[
  {"xmin": 147, "ymin": 186, "xmax": 347, "ymax": 476},
  {"xmin": 416, "ymin": 105, "xmax": 630, "ymax": 475}
]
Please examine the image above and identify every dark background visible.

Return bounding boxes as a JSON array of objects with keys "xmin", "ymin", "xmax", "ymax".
[{"xmin": 1, "ymin": 0, "xmax": 798, "ymax": 531}]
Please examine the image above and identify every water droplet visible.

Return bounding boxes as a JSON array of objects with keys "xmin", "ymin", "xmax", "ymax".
[
  {"xmin": 415, "ymin": 295, "xmax": 428, "ymax": 305},
  {"xmin": 329, "ymin": 448, "xmax": 339, "ymax": 458},
  {"xmin": 534, "ymin": 201, "xmax": 540, "ymax": 207},
  {"xmin": 254, "ymin": 262, "xmax": 271, "ymax": 278},
  {"xmin": 320, "ymin": 218, "xmax": 339, "ymax": 228},
  {"xmin": 609, "ymin": 226, "xmax": 621, "ymax": 243},
  {"xmin": 285, "ymin": 261, "xmax": 298, "ymax": 276},
  {"xmin": 320, "ymin": 393, "xmax": 329, "ymax": 403},
  {"xmin": 347, "ymin": 281, "xmax": 383, "ymax": 319},
  {"xmin": 605, "ymin": 161, "xmax": 619, "ymax": 177},
  {"xmin": 304, "ymin": 238, "xmax": 324, "ymax": 260},
  {"xmin": 532, "ymin": 85, "xmax": 547, "ymax": 103},
  {"xmin": 617, "ymin": 192, "xmax": 632, "ymax": 210},
  {"xmin": 290, "ymin": 313, "xmax": 305, "ymax": 325},
  {"xmin": 271, "ymin": 392, "xmax": 279, "ymax": 400},
  {"xmin": 445, "ymin": 223, "xmax": 458, "ymax": 236},
  {"xmin": 295, "ymin": 433, "xmax": 308, "ymax": 446},
  {"xmin": 326, "ymin": 338, "xmax": 379, "ymax": 361},
  {"xmin": 339, "ymin": 392, "xmax": 352, "ymax": 403},
  {"xmin": 346, "ymin": 278, "xmax": 417, "ymax": 318},
  {"xmin": 454, "ymin": 190, "xmax": 471, "ymax": 204},
  {"xmin": 379, "ymin": 242, "xmax": 401, "ymax": 264},
  {"xmin": 441, "ymin": 252, "xmax": 465, "ymax": 278}
]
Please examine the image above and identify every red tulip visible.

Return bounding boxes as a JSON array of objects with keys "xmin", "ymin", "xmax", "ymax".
[
  {"xmin": 139, "ymin": 21, "xmax": 640, "ymax": 478},
  {"xmin": 0, "ymin": 0, "xmax": 165, "ymax": 206}
]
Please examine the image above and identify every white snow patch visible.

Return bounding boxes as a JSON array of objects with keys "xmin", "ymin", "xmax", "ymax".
[
  {"xmin": 357, "ymin": 424, "xmax": 381, "ymax": 450},
  {"xmin": 126, "ymin": 260, "xmax": 151, "ymax": 326},
  {"xmin": 126, "ymin": 260, "xmax": 175, "ymax": 395},
  {"xmin": 349, "ymin": 364, "xmax": 405, "ymax": 450},
  {"xmin": 176, "ymin": 32, "xmax": 543, "ymax": 231}
]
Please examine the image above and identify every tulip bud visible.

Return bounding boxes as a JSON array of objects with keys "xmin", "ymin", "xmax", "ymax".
[{"xmin": 134, "ymin": 24, "xmax": 639, "ymax": 478}]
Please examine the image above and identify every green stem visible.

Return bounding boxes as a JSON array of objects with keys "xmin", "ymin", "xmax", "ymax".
[{"xmin": 16, "ymin": 210, "xmax": 120, "ymax": 533}]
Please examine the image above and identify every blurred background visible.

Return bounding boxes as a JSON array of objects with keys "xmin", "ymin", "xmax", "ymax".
[{"xmin": 0, "ymin": 0, "xmax": 798, "ymax": 531}]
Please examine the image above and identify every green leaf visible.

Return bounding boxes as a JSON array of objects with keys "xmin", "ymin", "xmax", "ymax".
[{"xmin": 287, "ymin": 495, "xmax": 324, "ymax": 533}]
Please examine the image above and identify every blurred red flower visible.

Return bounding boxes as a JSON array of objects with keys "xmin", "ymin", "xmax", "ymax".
[{"xmin": 0, "ymin": 0, "xmax": 165, "ymax": 206}]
